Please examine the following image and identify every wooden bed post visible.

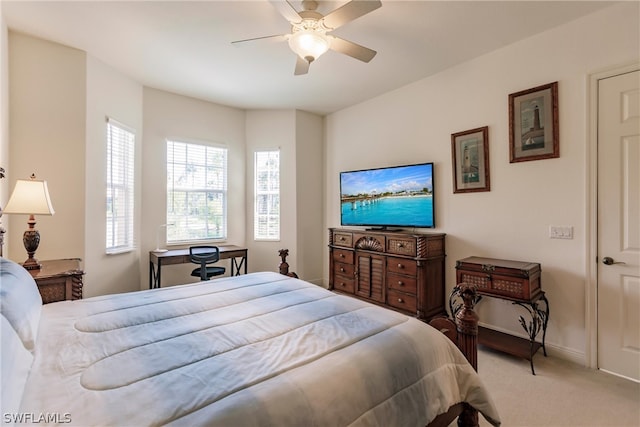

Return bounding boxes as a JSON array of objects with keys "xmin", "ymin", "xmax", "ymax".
[
  {"xmin": 427, "ymin": 283, "xmax": 481, "ymax": 427},
  {"xmin": 454, "ymin": 283, "xmax": 479, "ymax": 427},
  {"xmin": 455, "ymin": 283, "xmax": 479, "ymax": 371},
  {"xmin": 278, "ymin": 249, "xmax": 298, "ymax": 278}
]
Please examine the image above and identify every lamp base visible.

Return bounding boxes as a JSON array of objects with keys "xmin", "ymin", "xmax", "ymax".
[
  {"xmin": 22, "ymin": 227, "xmax": 42, "ymax": 270},
  {"xmin": 22, "ymin": 257, "xmax": 41, "ymax": 270}
]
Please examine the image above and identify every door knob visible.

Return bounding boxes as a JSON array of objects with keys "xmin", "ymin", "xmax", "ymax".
[{"xmin": 602, "ymin": 256, "xmax": 625, "ymax": 265}]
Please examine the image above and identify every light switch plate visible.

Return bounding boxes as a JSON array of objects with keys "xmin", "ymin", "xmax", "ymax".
[{"xmin": 549, "ymin": 226, "xmax": 573, "ymax": 239}]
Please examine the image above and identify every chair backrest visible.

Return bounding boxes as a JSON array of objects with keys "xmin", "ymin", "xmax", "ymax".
[{"xmin": 189, "ymin": 246, "xmax": 221, "ymax": 267}]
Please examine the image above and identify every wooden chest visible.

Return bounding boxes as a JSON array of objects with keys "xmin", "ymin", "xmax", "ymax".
[{"xmin": 455, "ymin": 256, "xmax": 541, "ymax": 302}]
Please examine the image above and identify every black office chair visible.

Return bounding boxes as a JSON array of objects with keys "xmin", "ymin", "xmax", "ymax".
[{"xmin": 189, "ymin": 246, "xmax": 226, "ymax": 281}]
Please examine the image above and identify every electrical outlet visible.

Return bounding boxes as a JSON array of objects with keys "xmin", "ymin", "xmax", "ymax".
[{"xmin": 549, "ymin": 226, "xmax": 573, "ymax": 239}]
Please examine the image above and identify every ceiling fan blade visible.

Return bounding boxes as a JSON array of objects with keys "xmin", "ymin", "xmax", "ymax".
[
  {"xmin": 231, "ymin": 34, "xmax": 287, "ymax": 45},
  {"xmin": 294, "ymin": 56, "xmax": 310, "ymax": 75},
  {"xmin": 269, "ymin": 0, "xmax": 302, "ymax": 24},
  {"xmin": 322, "ymin": 0, "xmax": 382, "ymax": 30},
  {"xmin": 329, "ymin": 36, "xmax": 377, "ymax": 63}
]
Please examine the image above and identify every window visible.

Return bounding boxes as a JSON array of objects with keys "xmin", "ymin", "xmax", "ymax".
[
  {"xmin": 254, "ymin": 150, "xmax": 280, "ymax": 240},
  {"xmin": 106, "ymin": 118, "xmax": 135, "ymax": 253},
  {"xmin": 167, "ymin": 140, "xmax": 227, "ymax": 243}
]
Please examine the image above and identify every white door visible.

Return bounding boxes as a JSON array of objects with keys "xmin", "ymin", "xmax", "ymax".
[{"xmin": 597, "ymin": 69, "xmax": 640, "ymax": 381}]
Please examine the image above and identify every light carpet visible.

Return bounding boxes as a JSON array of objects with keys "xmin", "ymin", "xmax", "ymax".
[{"xmin": 475, "ymin": 348, "xmax": 639, "ymax": 426}]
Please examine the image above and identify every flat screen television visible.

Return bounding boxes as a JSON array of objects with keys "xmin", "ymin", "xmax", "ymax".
[{"xmin": 340, "ymin": 162, "xmax": 435, "ymax": 229}]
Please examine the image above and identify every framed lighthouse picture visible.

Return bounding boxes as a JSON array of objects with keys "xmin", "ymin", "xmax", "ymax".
[
  {"xmin": 451, "ymin": 126, "xmax": 490, "ymax": 193},
  {"xmin": 509, "ymin": 81, "xmax": 559, "ymax": 163}
]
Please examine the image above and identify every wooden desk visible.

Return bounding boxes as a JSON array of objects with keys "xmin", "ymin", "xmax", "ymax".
[
  {"xmin": 149, "ymin": 246, "xmax": 247, "ymax": 289},
  {"xmin": 31, "ymin": 258, "xmax": 84, "ymax": 303}
]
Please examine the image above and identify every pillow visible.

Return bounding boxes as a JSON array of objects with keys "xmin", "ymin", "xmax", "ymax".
[
  {"xmin": 0, "ymin": 257, "xmax": 43, "ymax": 351},
  {"xmin": 0, "ymin": 314, "xmax": 34, "ymax": 419}
]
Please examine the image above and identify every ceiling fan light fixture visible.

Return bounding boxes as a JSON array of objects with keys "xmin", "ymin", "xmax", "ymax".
[{"xmin": 288, "ymin": 29, "xmax": 330, "ymax": 62}]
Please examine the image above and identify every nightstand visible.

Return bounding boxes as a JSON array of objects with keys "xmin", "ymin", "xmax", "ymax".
[{"xmin": 30, "ymin": 258, "xmax": 84, "ymax": 304}]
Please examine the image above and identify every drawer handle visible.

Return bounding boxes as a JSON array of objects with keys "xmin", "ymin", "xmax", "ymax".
[
  {"xmin": 397, "ymin": 263, "xmax": 403, "ymax": 268},
  {"xmin": 397, "ymin": 243, "xmax": 404, "ymax": 248},
  {"xmin": 398, "ymin": 281, "xmax": 404, "ymax": 286},
  {"xmin": 398, "ymin": 298, "xmax": 404, "ymax": 303},
  {"xmin": 339, "ymin": 253, "xmax": 344, "ymax": 258},
  {"xmin": 340, "ymin": 282, "xmax": 346, "ymax": 287},
  {"xmin": 339, "ymin": 237, "xmax": 345, "ymax": 241},
  {"xmin": 339, "ymin": 267, "xmax": 345, "ymax": 272}
]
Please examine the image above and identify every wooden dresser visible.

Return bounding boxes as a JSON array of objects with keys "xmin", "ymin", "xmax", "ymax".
[
  {"xmin": 30, "ymin": 258, "xmax": 84, "ymax": 304},
  {"xmin": 329, "ymin": 227, "xmax": 446, "ymax": 321}
]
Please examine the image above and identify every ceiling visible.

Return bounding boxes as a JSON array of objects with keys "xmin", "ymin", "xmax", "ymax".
[{"xmin": 2, "ymin": 1, "xmax": 614, "ymax": 115}]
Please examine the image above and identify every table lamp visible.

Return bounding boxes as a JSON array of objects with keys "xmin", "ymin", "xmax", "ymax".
[
  {"xmin": 3, "ymin": 174, "xmax": 55, "ymax": 270},
  {"xmin": 153, "ymin": 224, "xmax": 169, "ymax": 253}
]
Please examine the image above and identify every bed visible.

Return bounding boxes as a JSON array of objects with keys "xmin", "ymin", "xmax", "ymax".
[{"xmin": 1, "ymin": 254, "xmax": 500, "ymax": 427}]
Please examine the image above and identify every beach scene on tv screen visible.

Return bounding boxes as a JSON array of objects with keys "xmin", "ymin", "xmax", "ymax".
[{"xmin": 340, "ymin": 164, "xmax": 434, "ymax": 227}]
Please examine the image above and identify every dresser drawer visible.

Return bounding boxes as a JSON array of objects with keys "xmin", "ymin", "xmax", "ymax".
[
  {"xmin": 386, "ymin": 289, "xmax": 417, "ymax": 313},
  {"xmin": 387, "ymin": 237, "xmax": 416, "ymax": 257},
  {"xmin": 386, "ymin": 273, "xmax": 417, "ymax": 295},
  {"xmin": 333, "ymin": 274, "xmax": 355, "ymax": 294},
  {"xmin": 353, "ymin": 233, "xmax": 386, "ymax": 252},
  {"xmin": 386, "ymin": 257, "xmax": 417, "ymax": 276},
  {"xmin": 332, "ymin": 248, "xmax": 354, "ymax": 264},
  {"xmin": 334, "ymin": 262, "xmax": 354, "ymax": 277},
  {"xmin": 332, "ymin": 231, "xmax": 353, "ymax": 248}
]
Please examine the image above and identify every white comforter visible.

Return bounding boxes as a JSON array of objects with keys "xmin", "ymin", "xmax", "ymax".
[{"xmin": 20, "ymin": 272, "xmax": 500, "ymax": 426}]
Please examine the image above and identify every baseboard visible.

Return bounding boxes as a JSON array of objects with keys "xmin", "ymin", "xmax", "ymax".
[
  {"xmin": 544, "ymin": 342, "xmax": 585, "ymax": 366},
  {"xmin": 478, "ymin": 322, "xmax": 586, "ymax": 366}
]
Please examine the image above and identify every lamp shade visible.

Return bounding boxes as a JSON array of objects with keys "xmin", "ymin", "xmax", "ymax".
[
  {"xmin": 3, "ymin": 178, "xmax": 55, "ymax": 216},
  {"xmin": 288, "ymin": 29, "xmax": 330, "ymax": 62}
]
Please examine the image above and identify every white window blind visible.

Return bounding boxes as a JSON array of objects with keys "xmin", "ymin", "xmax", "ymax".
[
  {"xmin": 254, "ymin": 150, "xmax": 280, "ymax": 240},
  {"xmin": 167, "ymin": 140, "xmax": 227, "ymax": 242},
  {"xmin": 106, "ymin": 118, "xmax": 135, "ymax": 254}
]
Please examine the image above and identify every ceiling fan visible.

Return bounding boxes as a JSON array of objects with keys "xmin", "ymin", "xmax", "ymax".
[{"xmin": 232, "ymin": 0, "xmax": 382, "ymax": 75}]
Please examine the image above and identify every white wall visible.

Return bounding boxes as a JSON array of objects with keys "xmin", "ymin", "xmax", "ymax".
[
  {"xmin": 7, "ymin": 32, "xmax": 86, "ymax": 264},
  {"xmin": 3, "ymin": 30, "xmax": 312, "ymax": 290},
  {"xmin": 295, "ymin": 110, "xmax": 323, "ymax": 284},
  {"xmin": 244, "ymin": 109, "xmax": 324, "ymax": 280},
  {"xmin": 141, "ymin": 87, "xmax": 246, "ymax": 288},
  {"xmin": 324, "ymin": 2, "xmax": 639, "ymax": 363},
  {"xmin": 245, "ymin": 110, "xmax": 297, "ymax": 273},
  {"xmin": 84, "ymin": 55, "xmax": 143, "ymax": 297}
]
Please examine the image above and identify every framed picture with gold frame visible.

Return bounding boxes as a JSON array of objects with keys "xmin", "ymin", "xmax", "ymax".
[
  {"xmin": 509, "ymin": 81, "xmax": 559, "ymax": 162},
  {"xmin": 451, "ymin": 126, "xmax": 490, "ymax": 193}
]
